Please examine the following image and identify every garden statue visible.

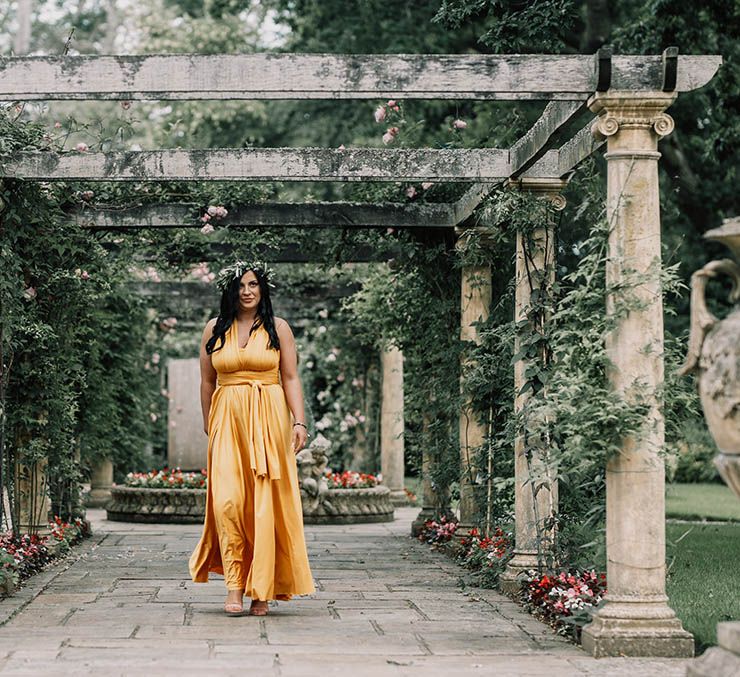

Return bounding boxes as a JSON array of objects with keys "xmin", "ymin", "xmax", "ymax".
[
  {"xmin": 296, "ymin": 433, "xmax": 394, "ymax": 524},
  {"xmin": 296, "ymin": 433, "xmax": 334, "ymax": 515},
  {"xmin": 681, "ymin": 216, "xmax": 740, "ymax": 677}
]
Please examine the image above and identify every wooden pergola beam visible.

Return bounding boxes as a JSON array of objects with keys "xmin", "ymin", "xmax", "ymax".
[
  {"xmin": 104, "ymin": 242, "xmax": 402, "ymax": 263},
  {"xmin": 0, "ymin": 54, "xmax": 721, "ymax": 101},
  {"xmin": 508, "ymin": 100, "xmax": 586, "ymax": 177},
  {"xmin": 74, "ymin": 201, "xmax": 455, "ymax": 229},
  {"xmin": 1, "ymin": 148, "xmax": 510, "ymax": 182}
]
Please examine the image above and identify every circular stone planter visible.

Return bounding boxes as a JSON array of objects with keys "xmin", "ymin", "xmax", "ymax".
[
  {"xmin": 301, "ymin": 485, "xmax": 394, "ymax": 524},
  {"xmin": 106, "ymin": 486, "xmax": 206, "ymax": 524}
]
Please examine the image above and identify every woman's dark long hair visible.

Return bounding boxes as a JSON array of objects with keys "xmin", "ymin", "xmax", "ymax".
[{"xmin": 205, "ymin": 267, "xmax": 280, "ymax": 354}]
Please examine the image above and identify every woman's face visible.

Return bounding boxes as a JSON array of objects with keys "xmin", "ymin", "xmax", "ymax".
[{"xmin": 238, "ymin": 270, "xmax": 261, "ymax": 311}]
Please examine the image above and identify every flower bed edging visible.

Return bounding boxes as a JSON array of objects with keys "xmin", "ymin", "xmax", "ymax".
[
  {"xmin": 106, "ymin": 486, "xmax": 206, "ymax": 524},
  {"xmin": 301, "ymin": 486, "xmax": 395, "ymax": 524}
]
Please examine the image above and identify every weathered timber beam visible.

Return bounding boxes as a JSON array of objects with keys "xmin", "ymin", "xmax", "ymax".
[
  {"xmin": 74, "ymin": 201, "xmax": 456, "ymax": 229},
  {"xmin": 2, "ymin": 148, "xmax": 510, "ymax": 182},
  {"xmin": 522, "ymin": 119, "xmax": 605, "ymax": 179},
  {"xmin": 104, "ymin": 242, "xmax": 401, "ymax": 263},
  {"xmin": 509, "ymin": 100, "xmax": 586, "ymax": 177},
  {"xmin": 556, "ymin": 121, "xmax": 605, "ymax": 176},
  {"xmin": 0, "ymin": 54, "xmax": 721, "ymax": 101},
  {"xmin": 450, "ymin": 183, "xmax": 497, "ymax": 225}
]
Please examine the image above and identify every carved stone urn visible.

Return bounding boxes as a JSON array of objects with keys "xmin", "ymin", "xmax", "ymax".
[
  {"xmin": 680, "ymin": 216, "xmax": 740, "ymax": 490},
  {"xmin": 681, "ymin": 216, "xmax": 740, "ymax": 677}
]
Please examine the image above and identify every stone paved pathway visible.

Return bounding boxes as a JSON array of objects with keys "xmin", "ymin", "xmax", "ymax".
[{"xmin": 0, "ymin": 508, "xmax": 690, "ymax": 676}]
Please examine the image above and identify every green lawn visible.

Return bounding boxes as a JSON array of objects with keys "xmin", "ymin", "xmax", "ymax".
[
  {"xmin": 667, "ymin": 522, "xmax": 740, "ymax": 652},
  {"xmin": 666, "ymin": 483, "xmax": 740, "ymax": 522}
]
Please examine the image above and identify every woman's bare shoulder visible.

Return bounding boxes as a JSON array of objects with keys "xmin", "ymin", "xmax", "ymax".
[
  {"xmin": 274, "ymin": 316, "xmax": 293, "ymax": 335},
  {"xmin": 202, "ymin": 317, "xmax": 217, "ymax": 336}
]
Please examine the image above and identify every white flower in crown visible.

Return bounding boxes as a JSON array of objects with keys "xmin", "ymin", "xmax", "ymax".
[{"xmin": 215, "ymin": 260, "xmax": 276, "ymax": 291}]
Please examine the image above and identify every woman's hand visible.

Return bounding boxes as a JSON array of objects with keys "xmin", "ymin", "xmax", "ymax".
[{"xmin": 292, "ymin": 424, "xmax": 308, "ymax": 454}]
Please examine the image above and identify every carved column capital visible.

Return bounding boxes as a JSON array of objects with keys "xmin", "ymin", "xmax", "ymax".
[
  {"xmin": 588, "ymin": 91, "xmax": 676, "ymax": 143},
  {"xmin": 505, "ymin": 177, "xmax": 568, "ymax": 211}
]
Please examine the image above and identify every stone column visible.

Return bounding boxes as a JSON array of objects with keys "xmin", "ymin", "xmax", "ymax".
[
  {"xmin": 580, "ymin": 91, "xmax": 693, "ymax": 658},
  {"xmin": 380, "ymin": 345, "xmax": 407, "ymax": 505},
  {"xmin": 14, "ymin": 459, "xmax": 51, "ymax": 535},
  {"xmin": 87, "ymin": 458, "xmax": 113, "ymax": 508},
  {"xmin": 410, "ymin": 414, "xmax": 454, "ymax": 535},
  {"xmin": 500, "ymin": 178, "xmax": 564, "ymax": 593},
  {"xmin": 456, "ymin": 228, "xmax": 493, "ymax": 533}
]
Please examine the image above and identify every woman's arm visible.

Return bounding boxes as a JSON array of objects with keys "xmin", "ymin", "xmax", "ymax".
[
  {"xmin": 276, "ymin": 318, "xmax": 308, "ymax": 453},
  {"xmin": 200, "ymin": 318, "xmax": 218, "ymax": 435}
]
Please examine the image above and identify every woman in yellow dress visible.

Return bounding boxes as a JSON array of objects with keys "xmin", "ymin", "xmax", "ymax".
[{"xmin": 189, "ymin": 261, "xmax": 315, "ymax": 616}]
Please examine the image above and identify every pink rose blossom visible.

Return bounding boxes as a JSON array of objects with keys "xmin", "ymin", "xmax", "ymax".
[
  {"xmin": 406, "ymin": 186, "xmax": 417, "ymax": 199},
  {"xmin": 201, "ymin": 213, "xmax": 211, "ymax": 222},
  {"xmin": 200, "ymin": 224, "xmax": 215, "ymax": 235},
  {"xmin": 75, "ymin": 142, "xmax": 89, "ymax": 152},
  {"xmin": 452, "ymin": 119, "xmax": 467, "ymax": 130},
  {"xmin": 151, "ymin": 352, "xmax": 161, "ymax": 365},
  {"xmin": 374, "ymin": 105, "xmax": 386, "ymax": 123},
  {"xmin": 80, "ymin": 270, "xmax": 90, "ymax": 280},
  {"xmin": 382, "ymin": 131, "xmax": 394, "ymax": 145},
  {"xmin": 54, "ymin": 121, "xmax": 62, "ymax": 129},
  {"xmin": 421, "ymin": 182, "xmax": 433, "ymax": 190},
  {"xmin": 80, "ymin": 190, "xmax": 94, "ymax": 201},
  {"xmin": 23, "ymin": 286, "xmax": 37, "ymax": 300},
  {"xmin": 120, "ymin": 100, "xmax": 132, "ymax": 110}
]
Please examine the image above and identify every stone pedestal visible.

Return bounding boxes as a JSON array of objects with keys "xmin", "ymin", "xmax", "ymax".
[
  {"xmin": 688, "ymin": 623, "xmax": 740, "ymax": 675},
  {"xmin": 456, "ymin": 232, "xmax": 493, "ymax": 534},
  {"xmin": 86, "ymin": 458, "xmax": 113, "ymax": 508},
  {"xmin": 167, "ymin": 357, "xmax": 207, "ymax": 471},
  {"xmin": 380, "ymin": 346, "xmax": 407, "ymax": 506},
  {"xmin": 580, "ymin": 91, "xmax": 693, "ymax": 658},
  {"xmin": 500, "ymin": 179, "xmax": 563, "ymax": 592}
]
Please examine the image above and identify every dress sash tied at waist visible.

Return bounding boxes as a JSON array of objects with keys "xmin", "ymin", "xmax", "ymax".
[
  {"xmin": 215, "ymin": 370, "xmax": 282, "ymax": 479},
  {"xmin": 217, "ymin": 370, "xmax": 279, "ymax": 387}
]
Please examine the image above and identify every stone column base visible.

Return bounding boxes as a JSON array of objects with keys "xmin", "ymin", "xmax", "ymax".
[
  {"xmin": 581, "ymin": 597, "xmax": 694, "ymax": 658},
  {"xmin": 687, "ymin": 622, "xmax": 740, "ymax": 676},
  {"xmin": 498, "ymin": 549, "xmax": 541, "ymax": 595},
  {"xmin": 410, "ymin": 507, "xmax": 437, "ymax": 537},
  {"xmin": 85, "ymin": 488, "xmax": 112, "ymax": 508}
]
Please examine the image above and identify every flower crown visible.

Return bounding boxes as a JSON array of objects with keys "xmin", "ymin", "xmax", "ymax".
[{"xmin": 215, "ymin": 260, "xmax": 275, "ymax": 291}]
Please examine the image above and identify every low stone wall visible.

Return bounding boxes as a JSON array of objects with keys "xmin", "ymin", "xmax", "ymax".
[
  {"xmin": 106, "ymin": 484, "xmax": 394, "ymax": 525},
  {"xmin": 302, "ymin": 486, "xmax": 394, "ymax": 524},
  {"xmin": 106, "ymin": 486, "xmax": 206, "ymax": 524}
]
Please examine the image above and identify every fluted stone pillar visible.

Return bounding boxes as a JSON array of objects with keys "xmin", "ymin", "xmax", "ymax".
[
  {"xmin": 380, "ymin": 345, "xmax": 407, "ymax": 506},
  {"xmin": 87, "ymin": 458, "xmax": 113, "ymax": 508},
  {"xmin": 456, "ymin": 228, "xmax": 492, "ymax": 533},
  {"xmin": 499, "ymin": 179, "xmax": 564, "ymax": 592},
  {"xmin": 580, "ymin": 91, "xmax": 693, "ymax": 658}
]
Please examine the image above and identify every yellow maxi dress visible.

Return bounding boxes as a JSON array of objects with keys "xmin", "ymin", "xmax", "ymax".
[{"xmin": 189, "ymin": 323, "xmax": 315, "ymax": 601}]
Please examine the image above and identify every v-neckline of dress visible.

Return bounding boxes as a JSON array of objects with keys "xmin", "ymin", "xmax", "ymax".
[{"xmin": 236, "ymin": 321, "xmax": 258, "ymax": 351}]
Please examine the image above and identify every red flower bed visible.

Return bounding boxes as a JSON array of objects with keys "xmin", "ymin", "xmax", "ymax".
[
  {"xmin": 324, "ymin": 469, "xmax": 380, "ymax": 489},
  {"xmin": 1, "ymin": 517, "xmax": 90, "ymax": 594}
]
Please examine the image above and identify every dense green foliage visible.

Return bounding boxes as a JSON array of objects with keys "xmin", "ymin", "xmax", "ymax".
[{"xmin": 0, "ymin": 111, "xmax": 163, "ymax": 528}]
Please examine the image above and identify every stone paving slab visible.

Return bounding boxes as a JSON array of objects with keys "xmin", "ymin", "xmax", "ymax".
[{"xmin": 0, "ymin": 507, "xmax": 691, "ymax": 675}]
